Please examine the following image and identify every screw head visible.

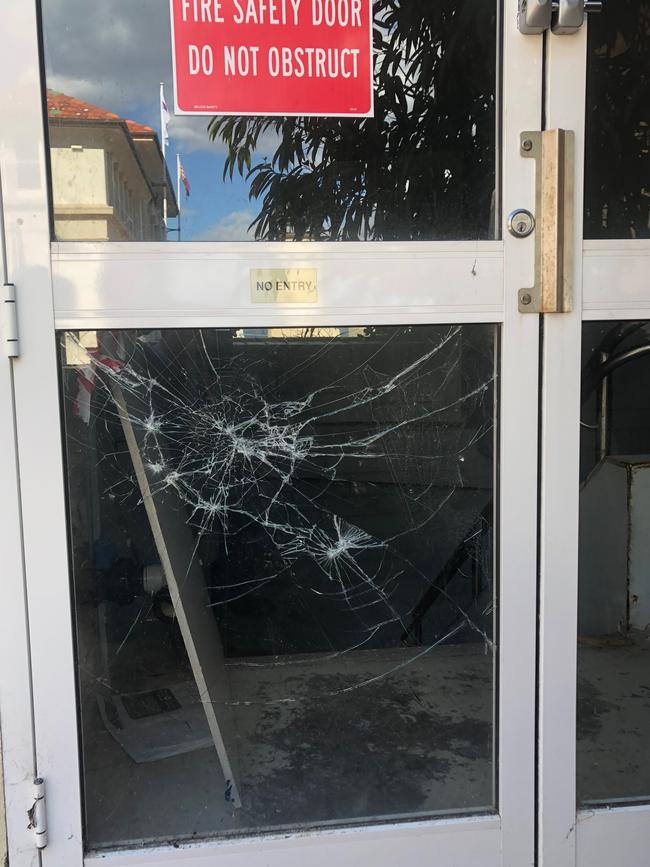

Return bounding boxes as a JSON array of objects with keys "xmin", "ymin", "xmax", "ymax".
[
  {"xmin": 520, "ymin": 292, "xmax": 533, "ymax": 306},
  {"xmin": 522, "ymin": 138, "xmax": 533, "ymax": 152}
]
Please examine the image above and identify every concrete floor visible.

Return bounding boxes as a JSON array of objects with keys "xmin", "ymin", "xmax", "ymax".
[
  {"xmin": 577, "ymin": 635, "xmax": 650, "ymax": 805},
  {"xmin": 83, "ymin": 645, "xmax": 494, "ymax": 850},
  {"xmin": 80, "ymin": 637, "xmax": 650, "ymax": 851}
]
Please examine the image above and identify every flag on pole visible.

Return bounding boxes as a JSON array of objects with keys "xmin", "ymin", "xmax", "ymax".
[
  {"xmin": 179, "ymin": 159, "xmax": 191, "ymax": 198},
  {"xmin": 160, "ymin": 82, "xmax": 170, "ymax": 149}
]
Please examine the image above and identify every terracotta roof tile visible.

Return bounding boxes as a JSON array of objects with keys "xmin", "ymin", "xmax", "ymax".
[{"xmin": 47, "ymin": 89, "xmax": 156, "ymax": 137}]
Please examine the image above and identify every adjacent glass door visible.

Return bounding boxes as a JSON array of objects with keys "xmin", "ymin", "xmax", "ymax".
[
  {"xmin": 2, "ymin": 0, "xmax": 543, "ymax": 865},
  {"xmin": 539, "ymin": 4, "xmax": 650, "ymax": 866}
]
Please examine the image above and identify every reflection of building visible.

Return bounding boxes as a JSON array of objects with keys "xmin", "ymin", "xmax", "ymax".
[{"xmin": 47, "ymin": 90, "xmax": 178, "ymax": 240}]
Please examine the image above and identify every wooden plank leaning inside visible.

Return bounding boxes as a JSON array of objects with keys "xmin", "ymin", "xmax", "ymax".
[{"xmin": 110, "ymin": 381, "xmax": 242, "ymax": 807}]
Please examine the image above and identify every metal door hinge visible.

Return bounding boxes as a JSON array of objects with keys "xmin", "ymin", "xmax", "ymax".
[
  {"xmin": 518, "ymin": 129, "xmax": 574, "ymax": 314},
  {"xmin": 2, "ymin": 282, "xmax": 19, "ymax": 357},
  {"xmin": 518, "ymin": 0, "xmax": 602, "ymax": 35},
  {"xmin": 27, "ymin": 778, "xmax": 48, "ymax": 849}
]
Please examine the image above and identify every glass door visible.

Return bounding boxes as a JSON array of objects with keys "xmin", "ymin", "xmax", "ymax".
[
  {"xmin": 1, "ymin": 1, "xmax": 542, "ymax": 865},
  {"xmin": 540, "ymin": 4, "xmax": 650, "ymax": 866}
]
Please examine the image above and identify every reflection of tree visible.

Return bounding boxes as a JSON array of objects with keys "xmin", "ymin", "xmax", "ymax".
[
  {"xmin": 208, "ymin": 1, "xmax": 496, "ymax": 241},
  {"xmin": 584, "ymin": 0, "xmax": 649, "ymax": 239}
]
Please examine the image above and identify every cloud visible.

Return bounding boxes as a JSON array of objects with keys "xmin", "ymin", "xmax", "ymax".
[
  {"xmin": 169, "ymin": 115, "xmax": 217, "ymax": 153},
  {"xmin": 196, "ymin": 209, "xmax": 257, "ymax": 241},
  {"xmin": 47, "ymin": 74, "xmax": 107, "ymax": 108},
  {"xmin": 170, "ymin": 114, "xmax": 283, "ymax": 158},
  {"xmin": 42, "ymin": 0, "xmax": 169, "ymax": 115}
]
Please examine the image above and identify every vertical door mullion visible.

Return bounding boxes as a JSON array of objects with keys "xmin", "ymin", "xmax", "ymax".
[
  {"xmin": 538, "ymin": 24, "xmax": 588, "ymax": 867},
  {"xmin": 0, "ymin": 195, "xmax": 39, "ymax": 867},
  {"xmin": 0, "ymin": 1, "xmax": 84, "ymax": 863},
  {"xmin": 499, "ymin": 3, "xmax": 544, "ymax": 864}
]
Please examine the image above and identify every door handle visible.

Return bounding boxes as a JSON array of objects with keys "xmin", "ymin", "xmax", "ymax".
[
  {"xmin": 518, "ymin": 0, "xmax": 552, "ymax": 35},
  {"xmin": 518, "ymin": 0, "xmax": 603, "ymax": 35},
  {"xmin": 552, "ymin": 0, "xmax": 602, "ymax": 34},
  {"xmin": 518, "ymin": 130, "xmax": 575, "ymax": 314}
]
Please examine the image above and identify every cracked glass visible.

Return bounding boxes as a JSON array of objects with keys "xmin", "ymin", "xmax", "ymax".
[{"xmin": 59, "ymin": 324, "xmax": 497, "ymax": 849}]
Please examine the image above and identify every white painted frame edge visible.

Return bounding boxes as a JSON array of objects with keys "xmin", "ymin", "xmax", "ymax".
[
  {"xmin": 497, "ymin": 3, "xmax": 542, "ymax": 865},
  {"xmin": 51, "ymin": 242, "xmax": 505, "ymax": 329},
  {"xmin": 1, "ymin": 0, "xmax": 84, "ymax": 862},
  {"xmin": 537, "ymin": 24, "xmax": 588, "ymax": 867},
  {"xmin": 583, "ymin": 240, "xmax": 650, "ymax": 314},
  {"xmin": 576, "ymin": 804, "xmax": 650, "ymax": 864},
  {"xmin": 542, "ymin": 23, "xmax": 650, "ymax": 867},
  {"xmin": 0, "ymin": 0, "xmax": 81, "ymax": 867},
  {"xmin": 0, "ymin": 181, "xmax": 39, "ymax": 867},
  {"xmin": 84, "ymin": 815, "xmax": 500, "ymax": 867},
  {"xmin": 52, "ymin": 241, "xmax": 504, "ymax": 255}
]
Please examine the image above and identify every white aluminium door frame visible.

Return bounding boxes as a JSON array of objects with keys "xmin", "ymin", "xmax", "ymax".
[
  {"xmin": 0, "ymin": 0, "xmax": 543, "ymax": 864},
  {"xmin": 537, "ymin": 25, "xmax": 588, "ymax": 867},
  {"xmin": 539, "ymin": 19, "xmax": 650, "ymax": 867},
  {"xmin": 0, "ymin": 159, "xmax": 40, "ymax": 867},
  {"xmin": 0, "ymin": 3, "xmax": 73, "ymax": 867}
]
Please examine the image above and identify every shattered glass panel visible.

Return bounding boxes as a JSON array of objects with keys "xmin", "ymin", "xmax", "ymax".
[
  {"xmin": 578, "ymin": 321, "xmax": 650, "ymax": 805},
  {"xmin": 59, "ymin": 324, "xmax": 497, "ymax": 849},
  {"xmin": 41, "ymin": 0, "xmax": 498, "ymax": 241},
  {"xmin": 584, "ymin": 0, "xmax": 650, "ymax": 239}
]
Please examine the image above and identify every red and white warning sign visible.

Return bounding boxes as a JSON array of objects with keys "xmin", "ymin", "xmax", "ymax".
[{"xmin": 169, "ymin": 0, "xmax": 373, "ymax": 116}]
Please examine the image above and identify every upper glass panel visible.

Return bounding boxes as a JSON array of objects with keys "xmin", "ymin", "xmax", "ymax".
[
  {"xmin": 41, "ymin": 0, "xmax": 498, "ymax": 242},
  {"xmin": 584, "ymin": 0, "xmax": 650, "ymax": 240}
]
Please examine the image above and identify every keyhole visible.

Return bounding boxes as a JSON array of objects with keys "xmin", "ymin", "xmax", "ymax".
[{"xmin": 508, "ymin": 209, "xmax": 535, "ymax": 238}]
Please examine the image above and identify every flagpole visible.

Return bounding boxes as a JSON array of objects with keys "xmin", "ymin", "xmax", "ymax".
[
  {"xmin": 176, "ymin": 154, "xmax": 182, "ymax": 242},
  {"xmin": 159, "ymin": 82, "xmax": 168, "ymax": 231}
]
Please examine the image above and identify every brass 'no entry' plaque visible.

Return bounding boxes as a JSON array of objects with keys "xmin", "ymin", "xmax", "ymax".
[{"xmin": 250, "ymin": 269, "xmax": 318, "ymax": 304}]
